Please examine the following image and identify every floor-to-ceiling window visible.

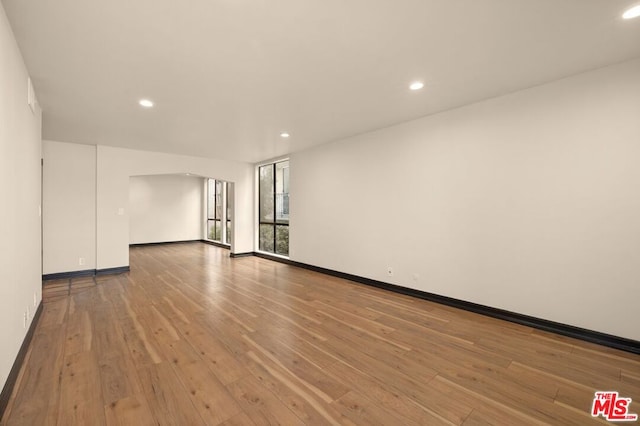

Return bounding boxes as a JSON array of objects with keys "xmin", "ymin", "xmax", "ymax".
[
  {"xmin": 258, "ymin": 160, "xmax": 289, "ymax": 256},
  {"xmin": 226, "ymin": 185, "xmax": 231, "ymax": 244},
  {"xmin": 207, "ymin": 179, "xmax": 229, "ymax": 244}
]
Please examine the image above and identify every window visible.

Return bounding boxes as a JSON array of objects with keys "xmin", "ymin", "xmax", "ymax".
[
  {"xmin": 207, "ymin": 179, "xmax": 229, "ymax": 243},
  {"xmin": 226, "ymin": 185, "xmax": 231, "ymax": 244},
  {"xmin": 259, "ymin": 160, "xmax": 289, "ymax": 256}
]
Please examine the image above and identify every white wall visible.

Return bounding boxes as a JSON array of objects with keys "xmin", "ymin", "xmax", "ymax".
[
  {"xmin": 42, "ymin": 141, "xmax": 96, "ymax": 274},
  {"xmin": 97, "ymin": 146, "xmax": 254, "ymax": 268},
  {"xmin": 290, "ymin": 58, "xmax": 640, "ymax": 341},
  {"xmin": 41, "ymin": 143, "xmax": 253, "ymax": 271},
  {"xmin": 129, "ymin": 174, "xmax": 203, "ymax": 244},
  {"xmin": 0, "ymin": 2, "xmax": 42, "ymax": 394}
]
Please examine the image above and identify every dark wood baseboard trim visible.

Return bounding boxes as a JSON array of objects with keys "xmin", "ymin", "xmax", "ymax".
[
  {"xmin": 43, "ymin": 266, "xmax": 130, "ymax": 281},
  {"xmin": 255, "ymin": 254, "xmax": 640, "ymax": 355},
  {"xmin": 230, "ymin": 252, "xmax": 255, "ymax": 258},
  {"xmin": 200, "ymin": 240, "xmax": 231, "ymax": 249},
  {"xmin": 129, "ymin": 240, "xmax": 201, "ymax": 247},
  {"xmin": 41, "ymin": 269, "xmax": 94, "ymax": 280},
  {"xmin": 0, "ymin": 302, "xmax": 43, "ymax": 420},
  {"xmin": 253, "ymin": 252, "xmax": 291, "ymax": 262},
  {"xmin": 96, "ymin": 266, "xmax": 130, "ymax": 276}
]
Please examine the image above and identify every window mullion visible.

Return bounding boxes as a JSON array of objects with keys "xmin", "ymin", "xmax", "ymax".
[{"xmin": 273, "ymin": 163, "xmax": 277, "ymax": 252}]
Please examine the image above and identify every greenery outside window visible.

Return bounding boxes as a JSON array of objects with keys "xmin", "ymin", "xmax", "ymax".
[
  {"xmin": 207, "ymin": 179, "xmax": 226, "ymax": 242},
  {"xmin": 226, "ymin": 184, "xmax": 231, "ymax": 244},
  {"xmin": 258, "ymin": 160, "xmax": 289, "ymax": 256}
]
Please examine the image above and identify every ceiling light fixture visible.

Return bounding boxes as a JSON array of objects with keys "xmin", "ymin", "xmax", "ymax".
[
  {"xmin": 139, "ymin": 99, "xmax": 154, "ymax": 108},
  {"xmin": 623, "ymin": 5, "xmax": 640, "ymax": 19},
  {"xmin": 409, "ymin": 81, "xmax": 424, "ymax": 91},
  {"xmin": 280, "ymin": 132, "xmax": 290, "ymax": 138}
]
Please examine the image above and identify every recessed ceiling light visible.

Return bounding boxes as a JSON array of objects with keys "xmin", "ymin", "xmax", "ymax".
[
  {"xmin": 623, "ymin": 5, "xmax": 640, "ymax": 19},
  {"xmin": 409, "ymin": 81, "xmax": 424, "ymax": 91},
  {"xmin": 280, "ymin": 132, "xmax": 290, "ymax": 138},
  {"xmin": 139, "ymin": 99, "xmax": 154, "ymax": 108}
]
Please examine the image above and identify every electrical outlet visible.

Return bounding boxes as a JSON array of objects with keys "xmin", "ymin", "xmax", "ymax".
[
  {"xmin": 79, "ymin": 257, "xmax": 85, "ymax": 266},
  {"xmin": 23, "ymin": 312, "xmax": 27, "ymax": 328},
  {"xmin": 387, "ymin": 267, "xmax": 393, "ymax": 276}
]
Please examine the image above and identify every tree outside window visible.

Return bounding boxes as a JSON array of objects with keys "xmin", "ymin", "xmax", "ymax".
[{"xmin": 259, "ymin": 160, "xmax": 289, "ymax": 255}]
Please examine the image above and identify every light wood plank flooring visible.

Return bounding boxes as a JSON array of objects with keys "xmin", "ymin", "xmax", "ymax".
[{"xmin": 2, "ymin": 243, "xmax": 639, "ymax": 425}]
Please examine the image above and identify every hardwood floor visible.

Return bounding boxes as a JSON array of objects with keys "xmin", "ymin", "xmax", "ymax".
[{"xmin": 2, "ymin": 242, "xmax": 639, "ymax": 425}]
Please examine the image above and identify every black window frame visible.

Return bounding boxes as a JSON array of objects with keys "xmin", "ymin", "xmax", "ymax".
[
  {"xmin": 258, "ymin": 160, "xmax": 289, "ymax": 256},
  {"xmin": 225, "ymin": 184, "xmax": 231, "ymax": 245},
  {"xmin": 207, "ymin": 179, "xmax": 223, "ymax": 242}
]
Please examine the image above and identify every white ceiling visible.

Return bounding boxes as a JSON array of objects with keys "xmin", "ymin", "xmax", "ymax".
[{"xmin": 3, "ymin": 0, "xmax": 640, "ymax": 163}]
